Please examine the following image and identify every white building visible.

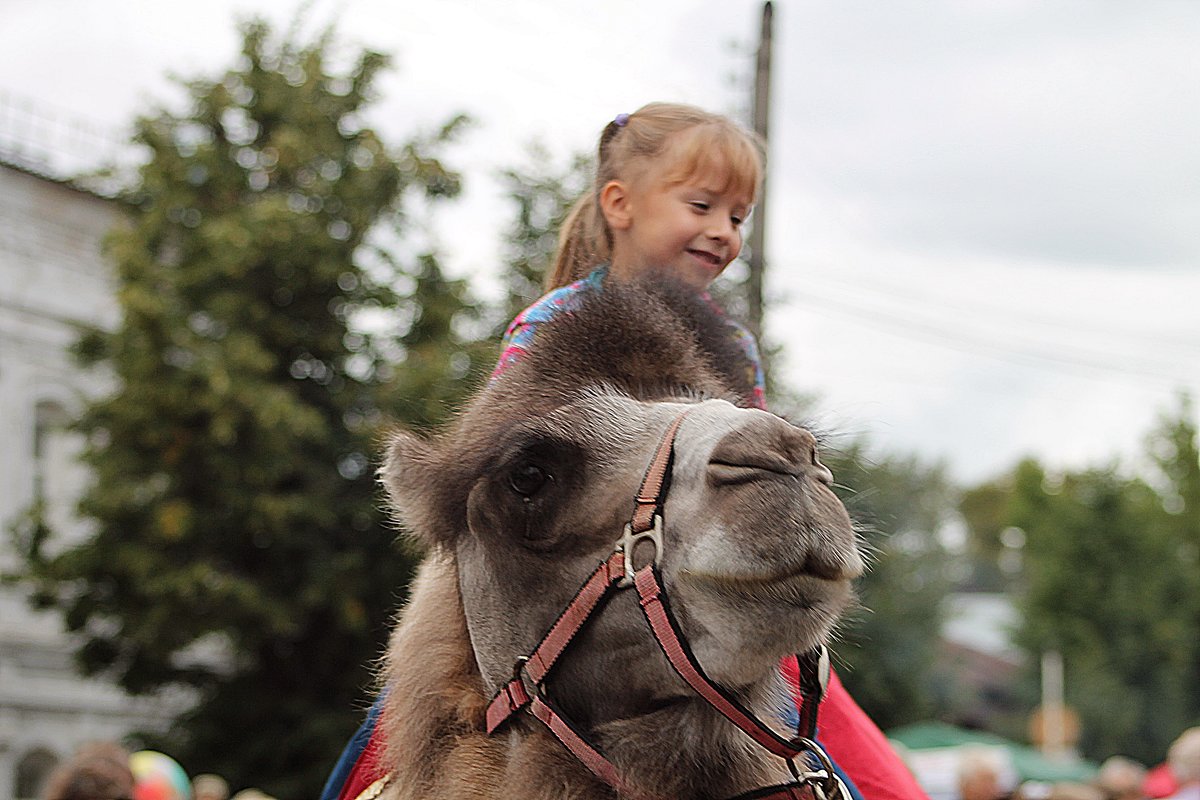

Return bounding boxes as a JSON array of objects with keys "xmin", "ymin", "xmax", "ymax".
[{"xmin": 0, "ymin": 158, "xmax": 183, "ymax": 800}]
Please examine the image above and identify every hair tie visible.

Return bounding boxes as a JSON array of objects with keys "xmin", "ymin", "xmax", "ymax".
[{"xmin": 613, "ymin": 113, "xmax": 630, "ymax": 128}]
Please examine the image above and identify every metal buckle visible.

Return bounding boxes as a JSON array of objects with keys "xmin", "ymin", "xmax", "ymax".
[
  {"xmin": 616, "ymin": 514, "xmax": 663, "ymax": 587},
  {"xmin": 786, "ymin": 738, "xmax": 847, "ymax": 800}
]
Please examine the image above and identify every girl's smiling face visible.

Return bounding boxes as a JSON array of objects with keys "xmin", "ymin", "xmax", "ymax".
[{"xmin": 603, "ymin": 163, "xmax": 754, "ymax": 290}]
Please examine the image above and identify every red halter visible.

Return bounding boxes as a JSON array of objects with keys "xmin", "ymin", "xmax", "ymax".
[{"xmin": 484, "ymin": 410, "xmax": 848, "ymax": 800}]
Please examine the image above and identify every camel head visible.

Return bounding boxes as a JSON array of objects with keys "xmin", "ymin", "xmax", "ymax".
[{"xmin": 378, "ymin": 278, "xmax": 864, "ymax": 797}]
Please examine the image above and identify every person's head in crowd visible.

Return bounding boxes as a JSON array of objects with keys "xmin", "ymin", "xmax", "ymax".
[
  {"xmin": 959, "ymin": 747, "xmax": 1011, "ymax": 800},
  {"xmin": 1097, "ymin": 756, "xmax": 1148, "ymax": 800},
  {"xmin": 191, "ymin": 775, "xmax": 228, "ymax": 800},
  {"xmin": 43, "ymin": 742, "xmax": 135, "ymax": 800},
  {"xmin": 1168, "ymin": 728, "xmax": 1200, "ymax": 787},
  {"xmin": 1048, "ymin": 782, "xmax": 1105, "ymax": 800}
]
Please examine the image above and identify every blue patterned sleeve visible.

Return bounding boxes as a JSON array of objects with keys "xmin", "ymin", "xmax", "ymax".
[
  {"xmin": 725, "ymin": 318, "xmax": 767, "ymax": 409},
  {"xmin": 490, "ymin": 271, "xmax": 604, "ymax": 381}
]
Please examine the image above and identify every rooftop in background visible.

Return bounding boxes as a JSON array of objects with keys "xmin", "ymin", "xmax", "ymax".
[{"xmin": 0, "ymin": 89, "xmax": 130, "ymax": 192}]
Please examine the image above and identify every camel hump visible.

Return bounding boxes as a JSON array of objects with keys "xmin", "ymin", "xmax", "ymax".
[{"xmin": 511, "ymin": 275, "xmax": 758, "ymax": 406}]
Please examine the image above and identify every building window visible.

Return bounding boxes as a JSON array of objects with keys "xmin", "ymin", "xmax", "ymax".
[
  {"xmin": 33, "ymin": 400, "xmax": 71, "ymax": 504},
  {"xmin": 32, "ymin": 399, "xmax": 88, "ymax": 544},
  {"xmin": 16, "ymin": 747, "xmax": 59, "ymax": 800}
]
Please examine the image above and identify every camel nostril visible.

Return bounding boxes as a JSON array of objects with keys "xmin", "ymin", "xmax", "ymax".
[{"xmin": 709, "ymin": 419, "xmax": 838, "ymax": 487}]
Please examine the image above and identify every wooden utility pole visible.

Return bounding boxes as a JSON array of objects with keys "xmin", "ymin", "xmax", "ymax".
[{"xmin": 747, "ymin": 1, "xmax": 773, "ymax": 342}]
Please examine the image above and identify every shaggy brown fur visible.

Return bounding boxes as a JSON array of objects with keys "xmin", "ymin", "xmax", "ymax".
[{"xmin": 374, "ymin": 277, "xmax": 859, "ymax": 800}]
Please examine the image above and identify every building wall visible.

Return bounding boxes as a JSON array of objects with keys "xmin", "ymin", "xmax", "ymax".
[{"xmin": 0, "ymin": 163, "xmax": 185, "ymax": 800}]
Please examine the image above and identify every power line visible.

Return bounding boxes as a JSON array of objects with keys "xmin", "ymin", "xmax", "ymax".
[
  {"xmin": 805, "ymin": 268, "xmax": 1200, "ymax": 358},
  {"xmin": 777, "ymin": 280, "xmax": 1197, "ymax": 389}
]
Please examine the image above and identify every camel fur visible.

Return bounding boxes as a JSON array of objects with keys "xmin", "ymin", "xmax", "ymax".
[{"xmin": 373, "ymin": 278, "xmax": 863, "ymax": 799}]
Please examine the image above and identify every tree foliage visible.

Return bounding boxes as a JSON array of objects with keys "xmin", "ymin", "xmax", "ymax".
[
  {"xmin": 14, "ymin": 20, "xmax": 479, "ymax": 797},
  {"xmin": 976, "ymin": 393, "xmax": 1200, "ymax": 763},
  {"xmin": 957, "ymin": 480, "xmax": 1014, "ymax": 591}
]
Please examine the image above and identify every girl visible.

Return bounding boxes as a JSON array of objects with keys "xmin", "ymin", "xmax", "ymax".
[
  {"xmin": 322, "ymin": 102, "xmax": 927, "ymax": 800},
  {"xmin": 492, "ymin": 102, "xmax": 764, "ymax": 411}
]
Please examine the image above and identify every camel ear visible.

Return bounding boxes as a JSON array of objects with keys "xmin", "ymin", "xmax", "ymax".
[{"xmin": 379, "ymin": 427, "xmax": 453, "ymax": 547}]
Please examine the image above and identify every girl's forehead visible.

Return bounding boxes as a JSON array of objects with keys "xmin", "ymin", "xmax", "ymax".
[
  {"xmin": 653, "ymin": 125, "xmax": 762, "ymax": 200},
  {"xmin": 659, "ymin": 170, "xmax": 754, "ymax": 209},
  {"xmin": 685, "ymin": 171, "xmax": 753, "ymax": 201},
  {"xmin": 654, "ymin": 156, "xmax": 756, "ymax": 205}
]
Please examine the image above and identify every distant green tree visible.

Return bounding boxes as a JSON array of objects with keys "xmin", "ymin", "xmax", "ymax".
[
  {"xmin": 822, "ymin": 440, "xmax": 955, "ymax": 730},
  {"xmin": 379, "ymin": 251, "xmax": 494, "ymax": 427},
  {"xmin": 11, "ymin": 20, "xmax": 478, "ymax": 798},
  {"xmin": 1006, "ymin": 395, "xmax": 1200, "ymax": 763},
  {"xmin": 958, "ymin": 480, "xmax": 1014, "ymax": 591},
  {"xmin": 1144, "ymin": 392, "xmax": 1200, "ymax": 708},
  {"xmin": 1146, "ymin": 393, "xmax": 1200, "ymax": 551}
]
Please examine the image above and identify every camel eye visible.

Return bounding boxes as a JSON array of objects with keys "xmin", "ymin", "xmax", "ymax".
[{"xmin": 508, "ymin": 462, "xmax": 550, "ymax": 497}]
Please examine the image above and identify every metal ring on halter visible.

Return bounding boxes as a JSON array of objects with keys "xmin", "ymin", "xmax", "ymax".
[
  {"xmin": 786, "ymin": 738, "xmax": 845, "ymax": 800},
  {"xmin": 616, "ymin": 514, "xmax": 664, "ymax": 587}
]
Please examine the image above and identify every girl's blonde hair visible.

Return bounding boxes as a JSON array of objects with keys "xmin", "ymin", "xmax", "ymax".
[{"xmin": 548, "ymin": 102, "xmax": 765, "ymax": 290}]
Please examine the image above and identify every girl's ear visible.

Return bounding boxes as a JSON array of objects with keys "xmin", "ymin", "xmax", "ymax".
[{"xmin": 599, "ymin": 179, "xmax": 633, "ymax": 230}]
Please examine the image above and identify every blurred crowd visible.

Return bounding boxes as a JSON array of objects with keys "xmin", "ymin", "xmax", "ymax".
[
  {"xmin": 957, "ymin": 728, "xmax": 1200, "ymax": 800},
  {"xmin": 39, "ymin": 743, "xmax": 276, "ymax": 800},
  {"xmin": 35, "ymin": 724, "xmax": 1200, "ymax": 800}
]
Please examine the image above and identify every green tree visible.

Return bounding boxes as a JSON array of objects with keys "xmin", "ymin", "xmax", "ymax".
[
  {"xmin": 13, "ymin": 21, "xmax": 477, "ymax": 797},
  {"xmin": 1145, "ymin": 393, "xmax": 1200, "ymax": 705},
  {"xmin": 1008, "ymin": 432, "xmax": 1199, "ymax": 762},
  {"xmin": 375, "ymin": 251, "xmax": 495, "ymax": 428},
  {"xmin": 958, "ymin": 480, "xmax": 1014, "ymax": 591},
  {"xmin": 1146, "ymin": 393, "xmax": 1200, "ymax": 548}
]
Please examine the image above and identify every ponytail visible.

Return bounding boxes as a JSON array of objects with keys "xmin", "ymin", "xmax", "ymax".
[{"xmin": 547, "ymin": 194, "xmax": 611, "ymax": 290}]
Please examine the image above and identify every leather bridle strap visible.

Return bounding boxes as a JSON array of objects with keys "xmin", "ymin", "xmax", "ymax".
[
  {"xmin": 793, "ymin": 646, "xmax": 830, "ymax": 741},
  {"xmin": 529, "ymin": 694, "xmax": 648, "ymax": 800},
  {"xmin": 629, "ymin": 410, "xmax": 689, "ymax": 534},
  {"xmin": 529, "ymin": 692, "xmax": 828, "ymax": 800},
  {"xmin": 728, "ymin": 784, "xmax": 821, "ymax": 800},
  {"xmin": 484, "ymin": 550, "xmax": 626, "ymax": 733},
  {"xmin": 487, "ymin": 558, "xmax": 836, "ymax": 800},
  {"xmin": 634, "ymin": 565, "xmax": 813, "ymax": 760},
  {"xmin": 482, "ymin": 409, "xmax": 841, "ymax": 800},
  {"xmin": 486, "ymin": 411, "xmax": 688, "ymax": 735}
]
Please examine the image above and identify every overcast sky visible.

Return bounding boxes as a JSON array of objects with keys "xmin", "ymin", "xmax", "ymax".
[{"xmin": 2, "ymin": 0, "xmax": 1197, "ymax": 485}]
